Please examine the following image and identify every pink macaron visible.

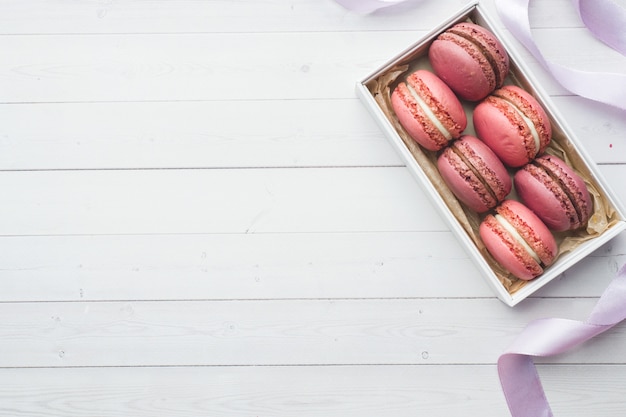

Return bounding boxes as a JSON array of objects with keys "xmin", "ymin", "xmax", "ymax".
[
  {"xmin": 514, "ymin": 154, "xmax": 593, "ymax": 232},
  {"xmin": 429, "ymin": 22, "xmax": 509, "ymax": 101},
  {"xmin": 480, "ymin": 199, "xmax": 558, "ymax": 280},
  {"xmin": 437, "ymin": 135, "xmax": 512, "ymax": 213},
  {"xmin": 391, "ymin": 69, "xmax": 467, "ymax": 151},
  {"xmin": 473, "ymin": 85, "xmax": 552, "ymax": 168}
]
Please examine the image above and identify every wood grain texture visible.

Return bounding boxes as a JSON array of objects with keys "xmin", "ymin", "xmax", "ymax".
[
  {"xmin": 0, "ymin": 0, "xmax": 471, "ymax": 34},
  {"xmin": 0, "ymin": 166, "xmax": 624, "ymax": 235},
  {"xmin": 1, "ymin": 97, "xmax": 624, "ymax": 171},
  {"xmin": 0, "ymin": 167, "xmax": 450, "ymax": 235},
  {"xmin": 0, "ymin": 231, "xmax": 623, "ymax": 302},
  {"xmin": 0, "ymin": 298, "xmax": 624, "ymax": 368},
  {"xmin": 1, "ymin": 31, "xmax": 623, "ymax": 104},
  {"xmin": 0, "ymin": 366, "xmax": 624, "ymax": 416},
  {"xmin": 1, "ymin": 0, "xmax": 625, "ymax": 415},
  {"xmin": 0, "ymin": 31, "xmax": 421, "ymax": 103},
  {"xmin": 0, "ymin": 0, "xmax": 587, "ymax": 35},
  {"xmin": 0, "ymin": 366, "xmax": 510, "ymax": 417},
  {"xmin": 0, "ymin": 100, "xmax": 403, "ymax": 170}
]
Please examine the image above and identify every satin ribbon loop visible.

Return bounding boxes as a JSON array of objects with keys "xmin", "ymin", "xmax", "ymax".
[
  {"xmin": 496, "ymin": 0, "xmax": 626, "ymax": 111},
  {"xmin": 336, "ymin": 0, "xmax": 626, "ymax": 110},
  {"xmin": 335, "ymin": 0, "xmax": 626, "ymax": 414},
  {"xmin": 576, "ymin": 0, "xmax": 626, "ymax": 56},
  {"xmin": 333, "ymin": 0, "xmax": 408, "ymax": 14},
  {"xmin": 498, "ymin": 264, "xmax": 626, "ymax": 417}
]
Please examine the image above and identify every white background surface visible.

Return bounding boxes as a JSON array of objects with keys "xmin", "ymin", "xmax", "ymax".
[{"xmin": 1, "ymin": 0, "xmax": 625, "ymax": 415}]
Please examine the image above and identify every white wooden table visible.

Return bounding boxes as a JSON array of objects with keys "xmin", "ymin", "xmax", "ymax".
[{"xmin": 1, "ymin": 0, "xmax": 625, "ymax": 415}]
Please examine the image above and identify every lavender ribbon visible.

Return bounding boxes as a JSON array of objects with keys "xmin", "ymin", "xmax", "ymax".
[
  {"xmin": 495, "ymin": 0, "xmax": 626, "ymax": 111},
  {"xmin": 332, "ymin": 0, "xmax": 407, "ymax": 14},
  {"xmin": 495, "ymin": 0, "xmax": 626, "ymax": 397},
  {"xmin": 498, "ymin": 264, "xmax": 626, "ymax": 417},
  {"xmin": 337, "ymin": 0, "xmax": 626, "ymax": 414},
  {"xmin": 336, "ymin": 0, "xmax": 626, "ymax": 110},
  {"xmin": 575, "ymin": 0, "xmax": 626, "ymax": 56}
]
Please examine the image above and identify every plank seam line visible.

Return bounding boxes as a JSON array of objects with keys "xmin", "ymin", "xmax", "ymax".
[
  {"xmin": 0, "ymin": 165, "xmax": 406, "ymax": 173},
  {"xmin": 0, "ymin": 362, "xmax": 618, "ymax": 370},
  {"xmin": 0, "ymin": 25, "xmax": 587, "ymax": 37},
  {"xmin": 0, "ymin": 97, "xmax": 364, "ymax": 105},
  {"xmin": 0, "ymin": 296, "xmax": 604, "ymax": 305}
]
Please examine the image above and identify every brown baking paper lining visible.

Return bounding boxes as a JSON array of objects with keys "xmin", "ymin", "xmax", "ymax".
[{"xmin": 367, "ymin": 60, "xmax": 622, "ymax": 294}]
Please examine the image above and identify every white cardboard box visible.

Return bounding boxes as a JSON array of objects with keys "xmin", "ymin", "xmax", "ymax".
[{"xmin": 356, "ymin": 1, "xmax": 626, "ymax": 306}]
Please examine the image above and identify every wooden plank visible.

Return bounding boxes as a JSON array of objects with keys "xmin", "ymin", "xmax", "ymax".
[
  {"xmin": 1, "ymin": 97, "xmax": 624, "ymax": 171},
  {"xmin": 0, "ymin": 365, "xmax": 507, "ymax": 416},
  {"xmin": 0, "ymin": 31, "xmax": 422, "ymax": 103},
  {"xmin": 551, "ymin": 97, "xmax": 626, "ymax": 165},
  {"xmin": 0, "ymin": 99, "xmax": 402, "ymax": 170},
  {"xmin": 2, "ymin": 364, "xmax": 624, "ymax": 417},
  {"xmin": 0, "ymin": 0, "xmax": 585, "ymax": 35},
  {"xmin": 2, "ymin": 29, "xmax": 621, "ymax": 104},
  {"xmin": 0, "ymin": 167, "xmax": 446, "ymax": 235},
  {"xmin": 1, "ymin": 364, "xmax": 624, "ymax": 417},
  {"xmin": 538, "ymin": 364, "xmax": 626, "ymax": 416},
  {"xmin": 0, "ymin": 0, "xmax": 471, "ymax": 34},
  {"xmin": 0, "ymin": 298, "xmax": 624, "ymax": 367},
  {"xmin": 1, "ymin": 165, "xmax": 625, "ymax": 236},
  {"xmin": 0, "ymin": 231, "xmax": 623, "ymax": 303},
  {"xmin": 0, "ymin": 231, "xmax": 487, "ymax": 302}
]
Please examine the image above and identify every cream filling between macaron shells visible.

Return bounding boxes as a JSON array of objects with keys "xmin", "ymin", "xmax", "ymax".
[
  {"xmin": 503, "ymin": 98, "xmax": 541, "ymax": 155},
  {"xmin": 494, "ymin": 214, "xmax": 541, "ymax": 264},
  {"xmin": 406, "ymin": 83, "xmax": 453, "ymax": 140}
]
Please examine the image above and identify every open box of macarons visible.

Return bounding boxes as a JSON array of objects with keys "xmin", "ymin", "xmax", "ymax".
[{"xmin": 356, "ymin": 1, "xmax": 626, "ymax": 306}]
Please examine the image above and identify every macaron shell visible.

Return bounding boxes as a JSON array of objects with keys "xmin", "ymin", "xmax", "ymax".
[
  {"xmin": 473, "ymin": 86, "xmax": 552, "ymax": 168},
  {"xmin": 438, "ymin": 145, "xmax": 496, "ymax": 212},
  {"xmin": 473, "ymin": 98, "xmax": 533, "ymax": 167},
  {"xmin": 480, "ymin": 215, "xmax": 543, "ymax": 280},
  {"xmin": 391, "ymin": 70, "xmax": 467, "ymax": 151},
  {"xmin": 429, "ymin": 37, "xmax": 494, "ymax": 101},
  {"xmin": 496, "ymin": 199, "xmax": 558, "ymax": 266},
  {"xmin": 453, "ymin": 23, "xmax": 509, "ymax": 86},
  {"xmin": 429, "ymin": 22, "xmax": 509, "ymax": 101},
  {"xmin": 480, "ymin": 200, "xmax": 558, "ymax": 280},
  {"xmin": 515, "ymin": 166, "xmax": 573, "ymax": 231},
  {"xmin": 515, "ymin": 155, "xmax": 593, "ymax": 231},
  {"xmin": 391, "ymin": 84, "xmax": 446, "ymax": 151},
  {"xmin": 495, "ymin": 85, "xmax": 552, "ymax": 152},
  {"xmin": 407, "ymin": 70, "xmax": 467, "ymax": 138},
  {"xmin": 539, "ymin": 155, "xmax": 593, "ymax": 226},
  {"xmin": 437, "ymin": 135, "xmax": 512, "ymax": 213}
]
